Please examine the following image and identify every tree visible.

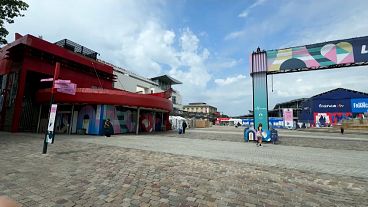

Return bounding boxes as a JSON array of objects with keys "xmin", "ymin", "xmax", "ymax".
[{"xmin": 0, "ymin": 0, "xmax": 29, "ymax": 45}]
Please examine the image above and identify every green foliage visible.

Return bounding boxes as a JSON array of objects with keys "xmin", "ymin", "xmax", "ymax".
[{"xmin": 0, "ymin": 0, "xmax": 29, "ymax": 45}]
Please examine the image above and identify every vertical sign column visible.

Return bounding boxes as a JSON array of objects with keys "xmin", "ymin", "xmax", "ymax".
[
  {"xmin": 251, "ymin": 49, "xmax": 269, "ymax": 130},
  {"xmin": 46, "ymin": 104, "xmax": 58, "ymax": 143}
]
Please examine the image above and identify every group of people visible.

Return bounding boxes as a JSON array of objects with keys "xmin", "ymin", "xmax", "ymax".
[
  {"xmin": 103, "ymin": 119, "xmax": 189, "ymax": 136},
  {"xmin": 104, "ymin": 118, "xmax": 262, "ymax": 144}
]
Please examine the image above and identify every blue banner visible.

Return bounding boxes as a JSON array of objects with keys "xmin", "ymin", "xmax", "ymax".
[
  {"xmin": 351, "ymin": 98, "xmax": 368, "ymax": 113},
  {"xmin": 253, "ymin": 73, "xmax": 269, "ymax": 130},
  {"xmin": 313, "ymin": 100, "xmax": 351, "ymax": 112}
]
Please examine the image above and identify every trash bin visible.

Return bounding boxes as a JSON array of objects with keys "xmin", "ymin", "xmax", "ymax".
[
  {"xmin": 243, "ymin": 128, "xmax": 248, "ymax": 142},
  {"xmin": 270, "ymin": 128, "xmax": 278, "ymax": 144},
  {"xmin": 244, "ymin": 128, "xmax": 255, "ymax": 142}
]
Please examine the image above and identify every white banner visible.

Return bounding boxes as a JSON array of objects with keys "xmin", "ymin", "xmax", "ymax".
[
  {"xmin": 47, "ymin": 104, "xmax": 58, "ymax": 143},
  {"xmin": 47, "ymin": 104, "xmax": 58, "ymax": 131}
]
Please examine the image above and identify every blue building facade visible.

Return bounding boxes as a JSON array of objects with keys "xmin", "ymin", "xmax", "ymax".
[{"xmin": 299, "ymin": 88, "xmax": 368, "ymax": 126}]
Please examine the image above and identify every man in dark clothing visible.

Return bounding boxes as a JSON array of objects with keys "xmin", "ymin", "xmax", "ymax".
[{"xmin": 182, "ymin": 121, "xmax": 187, "ymax": 134}]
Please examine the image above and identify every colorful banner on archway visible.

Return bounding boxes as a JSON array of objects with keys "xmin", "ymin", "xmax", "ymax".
[{"xmin": 266, "ymin": 36, "xmax": 368, "ymax": 73}]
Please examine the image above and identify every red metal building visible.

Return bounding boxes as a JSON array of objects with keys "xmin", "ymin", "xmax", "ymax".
[{"xmin": 0, "ymin": 34, "xmax": 172, "ymax": 134}]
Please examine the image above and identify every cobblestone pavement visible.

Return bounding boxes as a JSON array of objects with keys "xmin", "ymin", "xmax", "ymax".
[
  {"xmin": 73, "ymin": 135, "xmax": 368, "ymax": 178},
  {"xmin": 170, "ymin": 126, "xmax": 368, "ymax": 151},
  {"xmin": 1, "ymin": 132, "xmax": 368, "ymax": 207}
]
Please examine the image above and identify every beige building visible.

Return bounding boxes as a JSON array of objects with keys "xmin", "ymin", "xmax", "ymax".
[
  {"xmin": 183, "ymin": 103, "xmax": 217, "ymax": 114},
  {"xmin": 99, "ymin": 59, "xmax": 184, "ymax": 111}
]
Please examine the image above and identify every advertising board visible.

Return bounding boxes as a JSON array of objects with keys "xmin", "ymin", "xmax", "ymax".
[
  {"xmin": 351, "ymin": 98, "xmax": 368, "ymax": 113},
  {"xmin": 267, "ymin": 36, "xmax": 368, "ymax": 73},
  {"xmin": 283, "ymin": 108, "xmax": 294, "ymax": 128}
]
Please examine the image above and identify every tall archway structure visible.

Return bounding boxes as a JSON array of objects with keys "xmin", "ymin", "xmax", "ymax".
[{"xmin": 250, "ymin": 36, "xmax": 368, "ymax": 132}]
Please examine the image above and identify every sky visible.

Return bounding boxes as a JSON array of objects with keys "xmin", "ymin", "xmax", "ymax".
[{"xmin": 5, "ymin": 0, "xmax": 368, "ymax": 116}]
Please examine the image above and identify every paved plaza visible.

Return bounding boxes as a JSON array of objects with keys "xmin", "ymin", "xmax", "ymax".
[{"xmin": 1, "ymin": 127, "xmax": 368, "ymax": 206}]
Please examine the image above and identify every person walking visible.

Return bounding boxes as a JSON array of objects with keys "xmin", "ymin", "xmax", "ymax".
[
  {"xmin": 182, "ymin": 121, "xmax": 187, "ymax": 134},
  {"xmin": 256, "ymin": 123, "xmax": 263, "ymax": 147},
  {"xmin": 104, "ymin": 119, "xmax": 114, "ymax": 137}
]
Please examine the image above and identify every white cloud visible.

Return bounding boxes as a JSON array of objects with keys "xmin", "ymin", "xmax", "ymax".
[
  {"xmin": 118, "ymin": 21, "xmax": 180, "ymax": 76},
  {"xmin": 180, "ymin": 28, "xmax": 199, "ymax": 53},
  {"xmin": 169, "ymin": 29, "xmax": 212, "ymax": 101},
  {"xmin": 224, "ymin": 30, "xmax": 246, "ymax": 40},
  {"xmin": 238, "ymin": 0, "xmax": 267, "ymax": 18},
  {"xmin": 249, "ymin": 0, "xmax": 267, "ymax": 9},
  {"xmin": 198, "ymin": 31, "xmax": 208, "ymax": 37},
  {"xmin": 6, "ymin": 0, "xmax": 174, "ymax": 77},
  {"xmin": 238, "ymin": 11, "xmax": 248, "ymax": 18},
  {"xmin": 205, "ymin": 75, "xmax": 252, "ymax": 115},
  {"xmin": 208, "ymin": 58, "xmax": 242, "ymax": 71},
  {"xmin": 214, "ymin": 74, "xmax": 246, "ymax": 86}
]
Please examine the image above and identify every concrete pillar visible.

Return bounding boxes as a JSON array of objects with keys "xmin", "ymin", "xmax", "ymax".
[
  {"xmin": 11, "ymin": 66, "xmax": 28, "ymax": 132},
  {"xmin": 152, "ymin": 111, "xmax": 156, "ymax": 132},
  {"xmin": 136, "ymin": 108, "xmax": 140, "ymax": 135},
  {"xmin": 161, "ymin": 112, "xmax": 164, "ymax": 131},
  {"xmin": 69, "ymin": 104, "xmax": 75, "ymax": 135},
  {"xmin": 36, "ymin": 104, "xmax": 42, "ymax": 133},
  {"xmin": 251, "ymin": 50, "xmax": 269, "ymax": 130}
]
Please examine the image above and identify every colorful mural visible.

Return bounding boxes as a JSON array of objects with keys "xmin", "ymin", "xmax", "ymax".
[
  {"xmin": 74, "ymin": 105, "xmax": 167, "ymax": 134},
  {"xmin": 55, "ymin": 113, "xmax": 71, "ymax": 133},
  {"xmin": 140, "ymin": 111, "xmax": 154, "ymax": 132},
  {"xmin": 102, "ymin": 105, "xmax": 138, "ymax": 134},
  {"xmin": 266, "ymin": 36, "xmax": 368, "ymax": 73},
  {"xmin": 77, "ymin": 105, "xmax": 98, "ymax": 134},
  {"xmin": 116, "ymin": 107, "xmax": 136, "ymax": 133},
  {"xmin": 314, "ymin": 112, "xmax": 352, "ymax": 127},
  {"xmin": 103, "ymin": 105, "xmax": 120, "ymax": 134}
]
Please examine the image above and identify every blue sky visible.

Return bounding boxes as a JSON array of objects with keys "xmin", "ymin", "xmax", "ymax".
[{"xmin": 6, "ymin": 0, "xmax": 368, "ymax": 116}]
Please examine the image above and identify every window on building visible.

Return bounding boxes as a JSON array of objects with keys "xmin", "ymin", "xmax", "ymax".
[{"xmin": 136, "ymin": 86, "xmax": 146, "ymax": 94}]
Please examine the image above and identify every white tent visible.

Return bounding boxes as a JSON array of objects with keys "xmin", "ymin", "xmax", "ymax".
[
  {"xmin": 169, "ymin": 116, "xmax": 186, "ymax": 130},
  {"xmin": 229, "ymin": 118, "xmax": 242, "ymax": 126}
]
